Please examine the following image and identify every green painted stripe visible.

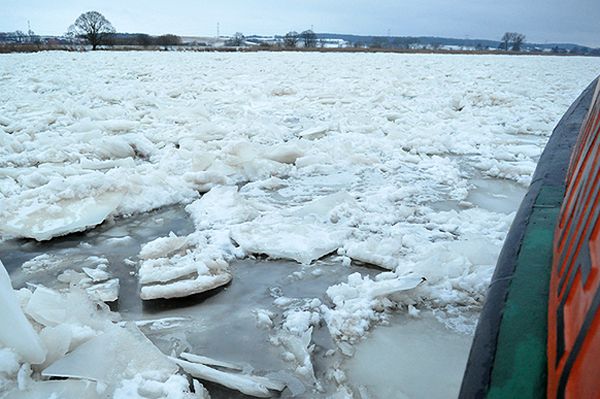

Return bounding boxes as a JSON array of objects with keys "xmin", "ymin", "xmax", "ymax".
[{"xmin": 487, "ymin": 186, "xmax": 564, "ymax": 398}]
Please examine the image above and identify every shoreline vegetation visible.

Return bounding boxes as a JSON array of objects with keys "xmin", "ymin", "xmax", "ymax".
[{"xmin": 1, "ymin": 44, "xmax": 597, "ymax": 56}]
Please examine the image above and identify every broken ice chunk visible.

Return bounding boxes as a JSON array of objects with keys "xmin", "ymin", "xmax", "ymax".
[
  {"xmin": 42, "ymin": 323, "xmax": 177, "ymax": 389},
  {"xmin": 173, "ymin": 357, "xmax": 285, "ymax": 398},
  {"xmin": 322, "ymin": 273, "xmax": 424, "ymax": 342},
  {"xmin": 180, "ymin": 352, "xmax": 243, "ymax": 371},
  {"xmin": 139, "ymin": 259, "xmax": 204, "ymax": 285},
  {"xmin": 0, "ymin": 192, "xmax": 122, "ymax": 241},
  {"xmin": 289, "ymin": 191, "xmax": 355, "ymax": 222},
  {"xmin": 0, "ymin": 261, "xmax": 46, "ymax": 364},
  {"xmin": 58, "ymin": 266, "xmax": 119, "ymax": 303},
  {"xmin": 263, "ymin": 142, "xmax": 305, "ymax": 164},
  {"xmin": 82, "ymin": 266, "xmax": 111, "ymax": 282},
  {"xmin": 131, "ymin": 317, "xmax": 190, "ymax": 332},
  {"xmin": 344, "ymin": 236, "xmax": 403, "ymax": 270},
  {"xmin": 0, "ymin": 348, "xmax": 20, "ymax": 377},
  {"xmin": 140, "ymin": 273, "xmax": 232, "ymax": 300},
  {"xmin": 138, "ymin": 232, "xmax": 189, "ymax": 260},
  {"xmin": 276, "ymin": 327, "xmax": 317, "ymax": 382},
  {"xmin": 298, "ymin": 125, "xmax": 329, "ymax": 140},
  {"xmin": 230, "ymin": 191, "xmax": 354, "ymax": 264},
  {"xmin": 185, "ymin": 185, "xmax": 258, "ymax": 229},
  {"xmin": 24, "ymin": 285, "xmax": 115, "ymax": 330},
  {"xmin": 231, "ymin": 220, "xmax": 349, "ymax": 264},
  {"xmin": 139, "ymin": 254, "xmax": 231, "ymax": 300},
  {"xmin": 39, "ymin": 325, "xmax": 73, "ymax": 368},
  {"xmin": 22, "ymin": 254, "xmax": 108, "ymax": 275},
  {"xmin": 254, "ymin": 309, "xmax": 274, "ymax": 330},
  {"xmin": 85, "ymin": 278, "xmax": 119, "ymax": 302}
]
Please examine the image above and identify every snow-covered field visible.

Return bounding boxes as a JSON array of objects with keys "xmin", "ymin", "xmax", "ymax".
[{"xmin": 0, "ymin": 52, "xmax": 599, "ymax": 398}]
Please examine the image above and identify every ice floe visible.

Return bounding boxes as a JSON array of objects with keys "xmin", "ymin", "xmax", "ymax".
[
  {"xmin": 0, "ymin": 192, "xmax": 122, "ymax": 241},
  {"xmin": 137, "ymin": 232, "xmax": 233, "ymax": 300}
]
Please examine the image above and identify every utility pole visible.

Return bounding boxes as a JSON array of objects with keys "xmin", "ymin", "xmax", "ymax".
[{"xmin": 216, "ymin": 22, "xmax": 220, "ymax": 39}]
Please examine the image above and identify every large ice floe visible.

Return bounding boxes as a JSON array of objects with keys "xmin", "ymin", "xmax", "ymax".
[{"xmin": 1, "ymin": 52, "xmax": 600, "ymax": 398}]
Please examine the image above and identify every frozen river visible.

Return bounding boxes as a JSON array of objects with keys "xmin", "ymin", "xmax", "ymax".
[{"xmin": 1, "ymin": 52, "xmax": 599, "ymax": 398}]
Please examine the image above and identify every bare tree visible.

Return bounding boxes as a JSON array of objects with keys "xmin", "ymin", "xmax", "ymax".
[
  {"xmin": 283, "ymin": 31, "xmax": 299, "ymax": 48},
  {"xmin": 69, "ymin": 11, "xmax": 115, "ymax": 50},
  {"xmin": 500, "ymin": 32, "xmax": 511, "ymax": 51},
  {"xmin": 300, "ymin": 30, "xmax": 317, "ymax": 48},
  {"xmin": 511, "ymin": 33, "xmax": 526, "ymax": 51},
  {"xmin": 500, "ymin": 32, "xmax": 526, "ymax": 52}
]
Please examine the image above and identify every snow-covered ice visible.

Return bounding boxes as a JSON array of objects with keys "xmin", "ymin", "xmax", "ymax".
[{"xmin": 1, "ymin": 51, "xmax": 600, "ymax": 397}]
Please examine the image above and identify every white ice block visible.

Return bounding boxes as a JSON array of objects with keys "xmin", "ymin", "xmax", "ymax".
[
  {"xmin": 0, "ymin": 261, "xmax": 46, "ymax": 364},
  {"xmin": 0, "ymin": 192, "xmax": 122, "ymax": 241}
]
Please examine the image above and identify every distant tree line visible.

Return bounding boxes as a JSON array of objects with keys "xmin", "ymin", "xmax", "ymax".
[
  {"xmin": 368, "ymin": 36, "xmax": 420, "ymax": 49},
  {"xmin": 104, "ymin": 33, "xmax": 182, "ymax": 46},
  {"xmin": 0, "ymin": 30, "xmax": 41, "ymax": 44},
  {"xmin": 67, "ymin": 11, "xmax": 181, "ymax": 49},
  {"xmin": 279, "ymin": 30, "xmax": 318, "ymax": 48}
]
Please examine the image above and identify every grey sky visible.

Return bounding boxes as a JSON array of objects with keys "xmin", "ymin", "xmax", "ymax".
[{"xmin": 2, "ymin": 0, "xmax": 599, "ymax": 47}]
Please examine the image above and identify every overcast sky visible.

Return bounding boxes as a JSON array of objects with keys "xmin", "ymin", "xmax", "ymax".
[{"xmin": 2, "ymin": 0, "xmax": 599, "ymax": 47}]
